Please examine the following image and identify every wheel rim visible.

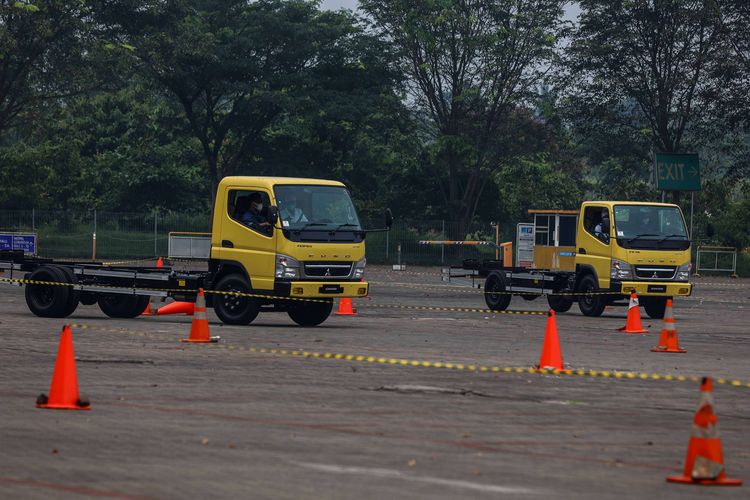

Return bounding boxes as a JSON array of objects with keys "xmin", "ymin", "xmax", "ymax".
[
  {"xmin": 581, "ymin": 283, "xmax": 596, "ymax": 308},
  {"xmin": 221, "ymin": 286, "xmax": 246, "ymax": 313},
  {"xmin": 485, "ymin": 276, "xmax": 502, "ymax": 307},
  {"xmin": 35, "ymin": 285, "xmax": 55, "ymax": 307}
]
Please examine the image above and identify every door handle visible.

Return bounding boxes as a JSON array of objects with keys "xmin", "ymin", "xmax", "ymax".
[
  {"xmin": 578, "ymin": 248, "xmax": 586, "ymax": 254},
  {"xmin": 222, "ymin": 240, "xmax": 234, "ymax": 248}
]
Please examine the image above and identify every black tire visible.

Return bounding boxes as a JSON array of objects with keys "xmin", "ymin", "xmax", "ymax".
[
  {"xmin": 547, "ymin": 294, "xmax": 573, "ymax": 313},
  {"xmin": 98, "ymin": 294, "xmax": 148, "ymax": 318},
  {"xmin": 54, "ymin": 266, "xmax": 80, "ymax": 317},
  {"xmin": 577, "ymin": 274, "xmax": 606, "ymax": 317},
  {"xmin": 288, "ymin": 299, "xmax": 334, "ymax": 327},
  {"xmin": 643, "ymin": 297, "xmax": 669, "ymax": 319},
  {"xmin": 484, "ymin": 272, "xmax": 511, "ymax": 311},
  {"xmin": 213, "ymin": 274, "xmax": 259, "ymax": 325},
  {"xmin": 79, "ymin": 292, "xmax": 98, "ymax": 305},
  {"xmin": 24, "ymin": 266, "xmax": 73, "ymax": 318}
]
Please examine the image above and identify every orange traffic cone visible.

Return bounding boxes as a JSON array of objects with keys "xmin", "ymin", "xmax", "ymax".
[
  {"xmin": 335, "ymin": 297, "xmax": 357, "ymax": 316},
  {"xmin": 36, "ymin": 325, "xmax": 91, "ymax": 410},
  {"xmin": 156, "ymin": 301, "xmax": 195, "ymax": 316},
  {"xmin": 651, "ymin": 299, "xmax": 686, "ymax": 353},
  {"xmin": 141, "ymin": 298, "xmax": 153, "ymax": 316},
  {"xmin": 666, "ymin": 377, "xmax": 742, "ymax": 486},
  {"xmin": 618, "ymin": 292, "xmax": 648, "ymax": 333},
  {"xmin": 181, "ymin": 289, "xmax": 218, "ymax": 343},
  {"xmin": 537, "ymin": 310, "xmax": 564, "ymax": 370},
  {"xmin": 156, "ymin": 256, "xmax": 163, "ymax": 269}
]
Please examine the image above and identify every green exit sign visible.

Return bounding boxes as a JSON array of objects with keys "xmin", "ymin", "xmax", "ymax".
[{"xmin": 654, "ymin": 153, "xmax": 701, "ymax": 191}]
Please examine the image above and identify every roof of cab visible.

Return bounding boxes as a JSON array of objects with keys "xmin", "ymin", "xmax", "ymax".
[
  {"xmin": 219, "ymin": 176, "xmax": 345, "ymax": 188},
  {"xmin": 583, "ymin": 201, "xmax": 680, "ymax": 208}
]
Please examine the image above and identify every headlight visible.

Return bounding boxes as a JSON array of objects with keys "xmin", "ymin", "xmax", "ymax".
[
  {"xmin": 610, "ymin": 258, "xmax": 632, "ymax": 279},
  {"xmin": 676, "ymin": 262, "xmax": 692, "ymax": 281},
  {"xmin": 353, "ymin": 257, "xmax": 366, "ymax": 279},
  {"xmin": 275, "ymin": 254, "xmax": 300, "ymax": 279}
]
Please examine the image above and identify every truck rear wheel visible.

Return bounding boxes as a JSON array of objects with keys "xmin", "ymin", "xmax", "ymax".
[
  {"xmin": 577, "ymin": 274, "xmax": 606, "ymax": 317},
  {"xmin": 547, "ymin": 294, "xmax": 573, "ymax": 313},
  {"xmin": 98, "ymin": 294, "xmax": 148, "ymax": 318},
  {"xmin": 213, "ymin": 274, "xmax": 259, "ymax": 325},
  {"xmin": 484, "ymin": 272, "xmax": 511, "ymax": 311},
  {"xmin": 643, "ymin": 297, "xmax": 669, "ymax": 319},
  {"xmin": 56, "ymin": 266, "xmax": 80, "ymax": 317},
  {"xmin": 25, "ymin": 266, "xmax": 75, "ymax": 318},
  {"xmin": 288, "ymin": 299, "xmax": 333, "ymax": 327}
]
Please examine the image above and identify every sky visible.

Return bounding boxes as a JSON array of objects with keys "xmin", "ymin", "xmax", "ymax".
[{"xmin": 320, "ymin": 1, "xmax": 582, "ymax": 22}]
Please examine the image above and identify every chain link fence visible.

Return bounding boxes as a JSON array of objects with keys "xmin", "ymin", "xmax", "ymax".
[{"xmin": 0, "ymin": 210, "xmax": 519, "ymax": 265}]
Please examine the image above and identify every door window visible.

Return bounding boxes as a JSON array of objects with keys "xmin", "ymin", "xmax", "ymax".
[
  {"xmin": 583, "ymin": 206, "xmax": 610, "ymax": 244},
  {"xmin": 228, "ymin": 189, "xmax": 273, "ymax": 236}
]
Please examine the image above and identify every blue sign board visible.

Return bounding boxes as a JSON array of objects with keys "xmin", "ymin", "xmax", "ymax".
[{"xmin": 0, "ymin": 233, "xmax": 37, "ymax": 254}]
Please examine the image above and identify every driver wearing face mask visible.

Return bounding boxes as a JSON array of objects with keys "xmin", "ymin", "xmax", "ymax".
[
  {"xmin": 279, "ymin": 193, "xmax": 308, "ymax": 225},
  {"xmin": 240, "ymin": 192, "xmax": 272, "ymax": 233}
]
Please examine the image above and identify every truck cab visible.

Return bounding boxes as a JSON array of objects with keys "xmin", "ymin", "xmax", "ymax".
[
  {"xmin": 575, "ymin": 201, "xmax": 692, "ymax": 317},
  {"xmin": 208, "ymin": 176, "xmax": 373, "ymax": 326}
]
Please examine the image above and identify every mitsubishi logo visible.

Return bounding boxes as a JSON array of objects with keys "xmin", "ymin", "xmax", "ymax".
[
  {"xmin": 652, "ymin": 272, "xmax": 658, "ymax": 278},
  {"xmin": 325, "ymin": 268, "xmax": 331, "ymax": 277}
]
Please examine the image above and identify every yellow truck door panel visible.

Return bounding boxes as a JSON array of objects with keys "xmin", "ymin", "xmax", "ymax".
[
  {"xmin": 220, "ymin": 187, "xmax": 277, "ymax": 291},
  {"xmin": 577, "ymin": 204, "xmax": 612, "ymax": 288}
]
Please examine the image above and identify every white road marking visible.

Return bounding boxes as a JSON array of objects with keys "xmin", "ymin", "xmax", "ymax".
[{"xmin": 291, "ymin": 461, "xmax": 538, "ymax": 494}]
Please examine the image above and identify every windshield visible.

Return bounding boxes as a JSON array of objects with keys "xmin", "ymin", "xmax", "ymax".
[
  {"xmin": 613, "ymin": 205, "xmax": 689, "ymax": 250},
  {"xmin": 274, "ymin": 184, "xmax": 362, "ymax": 242}
]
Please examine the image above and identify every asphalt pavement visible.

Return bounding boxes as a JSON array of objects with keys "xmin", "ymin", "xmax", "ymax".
[{"xmin": 1, "ymin": 266, "xmax": 748, "ymax": 499}]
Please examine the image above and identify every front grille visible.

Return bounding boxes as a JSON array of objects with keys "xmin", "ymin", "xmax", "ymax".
[
  {"xmin": 634, "ymin": 265, "xmax": 676, "ymax": 280},
  {"xmin": 303, "ymin": 261, "xmax": 353, "ymax": 279}
]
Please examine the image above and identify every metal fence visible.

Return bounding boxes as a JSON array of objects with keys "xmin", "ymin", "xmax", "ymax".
[
  {"xmin": 694, "ymin": 245, "xmax": 739, "ymax": 277},
  {"xmin": 0, "ymin": 209, "xmax": 518, "ymax": 265}
]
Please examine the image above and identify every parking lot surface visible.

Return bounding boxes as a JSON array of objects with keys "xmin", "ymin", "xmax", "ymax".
[{"xmin": 1, "ymin": 266, "xmax": 749, "ymax": 499}]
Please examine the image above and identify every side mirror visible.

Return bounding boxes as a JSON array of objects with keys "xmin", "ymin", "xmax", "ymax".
[
  {"xmin": 385, "ymin": 208, "xmax": 393, "ymax": 229},
  {"xmin": 267, "ymin": 205, "xmax": 279, "ymax": 225}
]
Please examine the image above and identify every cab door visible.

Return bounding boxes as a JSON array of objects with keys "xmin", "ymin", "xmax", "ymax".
[
  {"xmin": 576, "ymin": 204, "xmax": 612, "ymax": 289},
  {"xmin": 220, "ymin": 187, "xmax": 277, "ymax": 291}
]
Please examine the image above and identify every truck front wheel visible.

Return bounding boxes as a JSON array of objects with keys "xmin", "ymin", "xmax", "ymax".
[
  {"xmin": 213, "ymin": 274, "xmax": 259, "ymax": 325},
  {"xmin": 577, "ymin": 274, "xmax": 606, "ymax": 317},
  {"xmin": 288, "ymin": 299, "xmax": 333, "ymax": 327},
  {"xmin": 643, "ymin": 297, "xmax": 669, "ymax": 319}
]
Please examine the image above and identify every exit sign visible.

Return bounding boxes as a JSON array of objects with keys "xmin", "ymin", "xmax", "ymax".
[{"xmin": 654, "ymin": 153, "xmax": 701, "ymax": 191}]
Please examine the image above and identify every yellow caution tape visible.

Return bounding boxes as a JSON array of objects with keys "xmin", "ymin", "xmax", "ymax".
[
  {"xmin": 67, "ymin": 323, "xmax": 750, "ymax": 391},
  {"xmin": 370, "ymin": 281, "xmax": 622, "ymax": 297}
]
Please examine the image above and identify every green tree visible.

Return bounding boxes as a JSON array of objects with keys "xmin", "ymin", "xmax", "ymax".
[
  {"xmin": 0, "ymin": 0, "xmax": 92, "ymax": 135},
  {"xmin": 104, "ymin": 0, "xmax": 369, "ymax": 205},
  {"xmin": 361, "ymin": 0, "xmax": 568, "ymax": 237},
  {"xmin": 568, "ymin": 1, "xmax": 724, "ymax": 202}
]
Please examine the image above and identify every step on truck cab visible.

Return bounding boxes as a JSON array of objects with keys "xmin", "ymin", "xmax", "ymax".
[{"xmin": 207, "ymin": 176, "xmax": 381, "ymax": 326}]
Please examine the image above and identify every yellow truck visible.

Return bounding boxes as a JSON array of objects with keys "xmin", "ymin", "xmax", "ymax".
[
  {"xmin": 482, "ymin": 201, "xmax": 692, "ymax": 318},
  {"xmin": 5, "ymin": 176, "xmax": 390, "ymax": 326}
]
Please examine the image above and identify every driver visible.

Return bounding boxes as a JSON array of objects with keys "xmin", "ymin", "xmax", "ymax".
[
  {"xmin": 594, "ymin": 209, "xmax": 610, "ymax": 242},
  {"xmin": 279, "ymin": 193, "xmax": 308, "ymax": 224}
]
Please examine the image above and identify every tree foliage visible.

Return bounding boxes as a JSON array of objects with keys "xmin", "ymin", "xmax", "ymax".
[
  {"xmin": 0, "ymin": 0, "xmax": 93, "ymax": 134},
  {"xmin": 361, "ymin": 0, "xmax": 568, "ymax": 236}
]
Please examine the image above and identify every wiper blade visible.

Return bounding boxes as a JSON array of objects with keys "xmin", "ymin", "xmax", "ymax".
[
  {"xmin": 333, "ymin": 223, "xmax": 360, "ymax": 231},
  {"xmin": 657, "ymin": 234, "xmax": 687, "ymax": 243},
  {"xmin": 627, "ymin": 233, "xmax": 659, "ymax": 243},
  {"xmin": 296, "ymin": 222, "xmax": 329, "ymax": 231}
]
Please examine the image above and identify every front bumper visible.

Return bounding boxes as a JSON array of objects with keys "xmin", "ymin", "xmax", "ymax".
[
  {"xmin": 277, "ymin": 280, "xmax": 369, "ymax": 298},
  {"xmin": 613, "ymin": 280, "xmax": 692, "ymax": 297}
]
